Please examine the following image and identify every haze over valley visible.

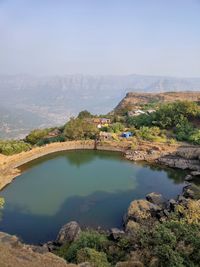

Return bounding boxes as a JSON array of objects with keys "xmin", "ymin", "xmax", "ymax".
[{"xmin": 1, "ymin": 74, "xmax": 200, "ymax": 139}]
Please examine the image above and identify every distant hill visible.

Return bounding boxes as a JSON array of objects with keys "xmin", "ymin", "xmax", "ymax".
[
  {"xmin": 0, "ymin": 74, "xmax": 200, "ymax": 138},
  {"xmin": 114, "ymin": 91, "xmax": 200, "ymax": 113}
]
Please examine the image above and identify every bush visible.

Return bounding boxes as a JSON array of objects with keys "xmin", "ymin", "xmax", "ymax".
[
  {"xmin": 60, "ymin": 230, "xmax": 109, "ymax": 263},
  {"xmin": 188, "ymin": 129, "xmax": 200, "ymax": 145},
  {"xmin": 153, "ymin": 101, "xmax": 200, "ymax": 129},
  {"xmin": 107, "ymin": 123, "xmax": 125, "ymax": 133},
  {"xmin": 0, "ymin": 140, "xmax": 31, "ymax": 155},
  {"xmin": 36, "ymin": 135, "xmax": 66, "ymax": 146},
  {"xmin": 77, "ymin": 248, "xmax": 110, "ymax": 267},
  {"xmin": 140, "ymin": 220, "xmax": 200, "ymax": 267},
  {"xmin": 175, "ymin": 117, "xmax": 194, "ymax": 142},
  {"xmin": 25, "ymin": 129, "xmax": 51, "ymax": 145},
  {"xmin": 136, "ymin": 126, "xmax": 167, "ymax": 142},
  {"xmin": 127, "ymin": 114, "xmax": 153, "ymax": 128},
  {"xmin": 77, "ymin": 110, "xmax": 93, "ymax": 119}
]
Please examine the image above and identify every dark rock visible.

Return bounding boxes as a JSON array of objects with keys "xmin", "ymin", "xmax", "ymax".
[
  {"xmin": 191, "ymin": 171, "xmax": 200, "ymax": 176},
  {"xmin": 109, "ymin": 228, "xmax": 125, "ymax": 240},
  {"xmin": 146, "ymin": 192, "xmax": 165, "ymax": 207},
  {"xmin": 30, "ymin": 244, "xmax": 49, "ymax": 254},
  {"xmin": 185, "ymin": 175, "xmax": 193, "ymax": 181},
  {"xmin": 158, "ymin": 156, "xmax": 200, "ymax": 171},
  {"xmin": 168, "ymin": 199, "xmax": 177, "ymax": 211},
  {"xmin": 163, "ymin": 209, "xmax": 170, "ymax": 217},
  {"xmin": 44, "ymin": 241, "xmax": 57, "ymax": 252},
  {"xmin": 56, "ymin": 221, "xmax": 81, "ymax": 245}
]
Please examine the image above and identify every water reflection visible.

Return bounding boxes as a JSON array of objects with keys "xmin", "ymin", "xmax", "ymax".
[{"xmin": 0, "ymin": 150, "xmax": 189, "ymax": 244}]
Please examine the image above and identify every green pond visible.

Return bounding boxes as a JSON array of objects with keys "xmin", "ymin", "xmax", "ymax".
[{"xmin": 0, "ymin": 150, "xmax": 187, "ymax": 244}]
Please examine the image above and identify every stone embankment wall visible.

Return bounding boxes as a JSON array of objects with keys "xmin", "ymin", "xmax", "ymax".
[{"xmin": 0, "ymin": 140, "xmax": 130, "ymax": 190}]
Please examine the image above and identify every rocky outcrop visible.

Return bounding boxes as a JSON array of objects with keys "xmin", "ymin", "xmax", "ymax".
[
  {"xmin": 146, "ymin": 192, "xmax": 165, "ymax": 208},
  {"xmin": 0, "ymin": 232, "xmax": 77, "ymax": 267},
  {"xmin": 115, "ymin": 92, "xmax": 200, "ymax": 113},
  {"xmin": 125, "ymin": 144, "xmax": 200, "ymax": 172},
  {"xmin": 56, "ymin": 221, "xmax": 81, "ymax": 245},
  {"xmin": 124, "ymin": 199, "xmax": 163, "ymax": 233},
  {"xmin": 157, "ymin": 156, "xmax": 200, "ymax": 171}
]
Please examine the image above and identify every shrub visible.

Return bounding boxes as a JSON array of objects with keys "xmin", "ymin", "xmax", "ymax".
[
  {"xmin": 25, "ymin": 129, "xmax": 50, "ymax": 145},
  {"xmin": 77, "ymin": 248, "xmax": 110, "ymax": 267},
  {"xmin": 175, "ymin": 117, "xmax": 194, "ymax": 142},
  {"xmin": 107, "ymin": 122, "xmax": 125, "ymax": 133},
  {"xmin": 77, "ymin": 110, "xmax": 93, "ymax": 119},
  {"xmin": 61, "ymin": 230, "xmax": 109, "ymax": 262},
  {"xmin": 140, "ymin": 220, "xmax": 200, "ymax": 267},
  {"xmin": 127, "ymin": 113, "xmax": 153, "ymax": 128},
  {"xmin": 0, "ymin": 140, "xmax": 31, "ymax": 155},
  {"xmin": 188, "ymin": 129, "xmax": 200, "ymax": 145},
  {"xmin": 136, "ymin": 126, "xmax": 167, "ymax": 142},
  {"xmin": 153, "ymin": 101, "xmax": 200, "ymax": 129},
  {"xmin": 36, "ymin": 135, "xmax": 65, "ymax": 146}
]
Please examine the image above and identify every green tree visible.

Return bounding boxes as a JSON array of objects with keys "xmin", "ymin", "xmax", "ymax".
[
  {"xmin": 64, "ymin": 118, "xmax": 98, "ymax": 140},
  {"xmin": 77, "ymin": 248, "xmax": 110, "ymax": 267},
  {"xmin": 77, "ymin": 110, "xmax": 93, "ymax": 119},
  {"xmin": 107, "ymin": 122, "xmax": 125, "ymax": 133},
  {"xmin": 25, "ymin": 129, "xmax": 50, "ymax": 145},
  {"xmin": 0, "ymin": 140, "xmax": 31, "ymax": 155}
]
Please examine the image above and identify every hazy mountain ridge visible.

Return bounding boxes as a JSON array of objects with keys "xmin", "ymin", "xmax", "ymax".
[{"xmin": 0, "ymin": 74, "xmax": 200, "ymax": 139}]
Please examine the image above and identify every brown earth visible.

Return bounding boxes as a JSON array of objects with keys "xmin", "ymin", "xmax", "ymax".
[{"xmin": 0, "ymin": 232, "xmax": 78, "ymax": 267}]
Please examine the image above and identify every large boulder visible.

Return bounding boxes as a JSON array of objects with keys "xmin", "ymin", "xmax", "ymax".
[
  {"xmin": 125, "ymin": 199, "xmax": 161, "ymax": 226},
  {"xmin": 56, "ymin": 221, "xmax": 81, "ymax": 245},
  {"xmin": 146, "ymin": 192, "xmax": 165, "ymax": 207}
]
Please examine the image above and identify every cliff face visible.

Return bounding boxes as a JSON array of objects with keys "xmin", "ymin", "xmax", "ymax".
[{"xmin": 115, "ymin": 91, "xmax": 200, "ymax": 112}]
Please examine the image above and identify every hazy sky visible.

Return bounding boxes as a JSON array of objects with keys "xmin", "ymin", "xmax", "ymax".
[{"xmin": 0, "ymin": 0, "xmax": 200, "ymax": 77}]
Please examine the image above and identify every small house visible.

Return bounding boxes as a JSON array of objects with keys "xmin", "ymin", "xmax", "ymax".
[
  {"xmin": 121, "ymin": 132, "xmax": 133, "ymax": 138},
  {"xmin": 45, "ymin": 128, "xmax": 61, "ymax": 138},
  {"xmin": 100, "ymin": 118, "xmax": 111, "ymax": 125}
]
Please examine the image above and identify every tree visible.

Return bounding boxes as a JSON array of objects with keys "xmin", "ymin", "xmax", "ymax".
[
  {"xmin": 77, "ymin": 110, "xmax": 93, "ymax": 119},
  {"xmin": 25, "ymin": 129, "xmax": 50, "ymax": 145},
  {"xmin": 64, "ymin": 118, "xmax": 98, "ymax": 140},
  {"xmin": 0, "ymin": 140, "xmax": 31, "ymax": 155}
]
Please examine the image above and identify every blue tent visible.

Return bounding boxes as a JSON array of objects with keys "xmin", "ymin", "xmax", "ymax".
[{"xmin": 121, "ymin": 132, "xmax": 133, "ymax": 138}]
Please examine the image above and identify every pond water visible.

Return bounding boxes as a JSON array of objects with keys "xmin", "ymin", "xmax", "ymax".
[{"xmin": 0, "ymin": 150, "xmax": 187, "ymax": 244}]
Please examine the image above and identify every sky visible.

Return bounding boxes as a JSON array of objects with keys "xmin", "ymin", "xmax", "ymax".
[{"xmin": 0, "ymin": 0, "xmax": 200, "ymax": 77}]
